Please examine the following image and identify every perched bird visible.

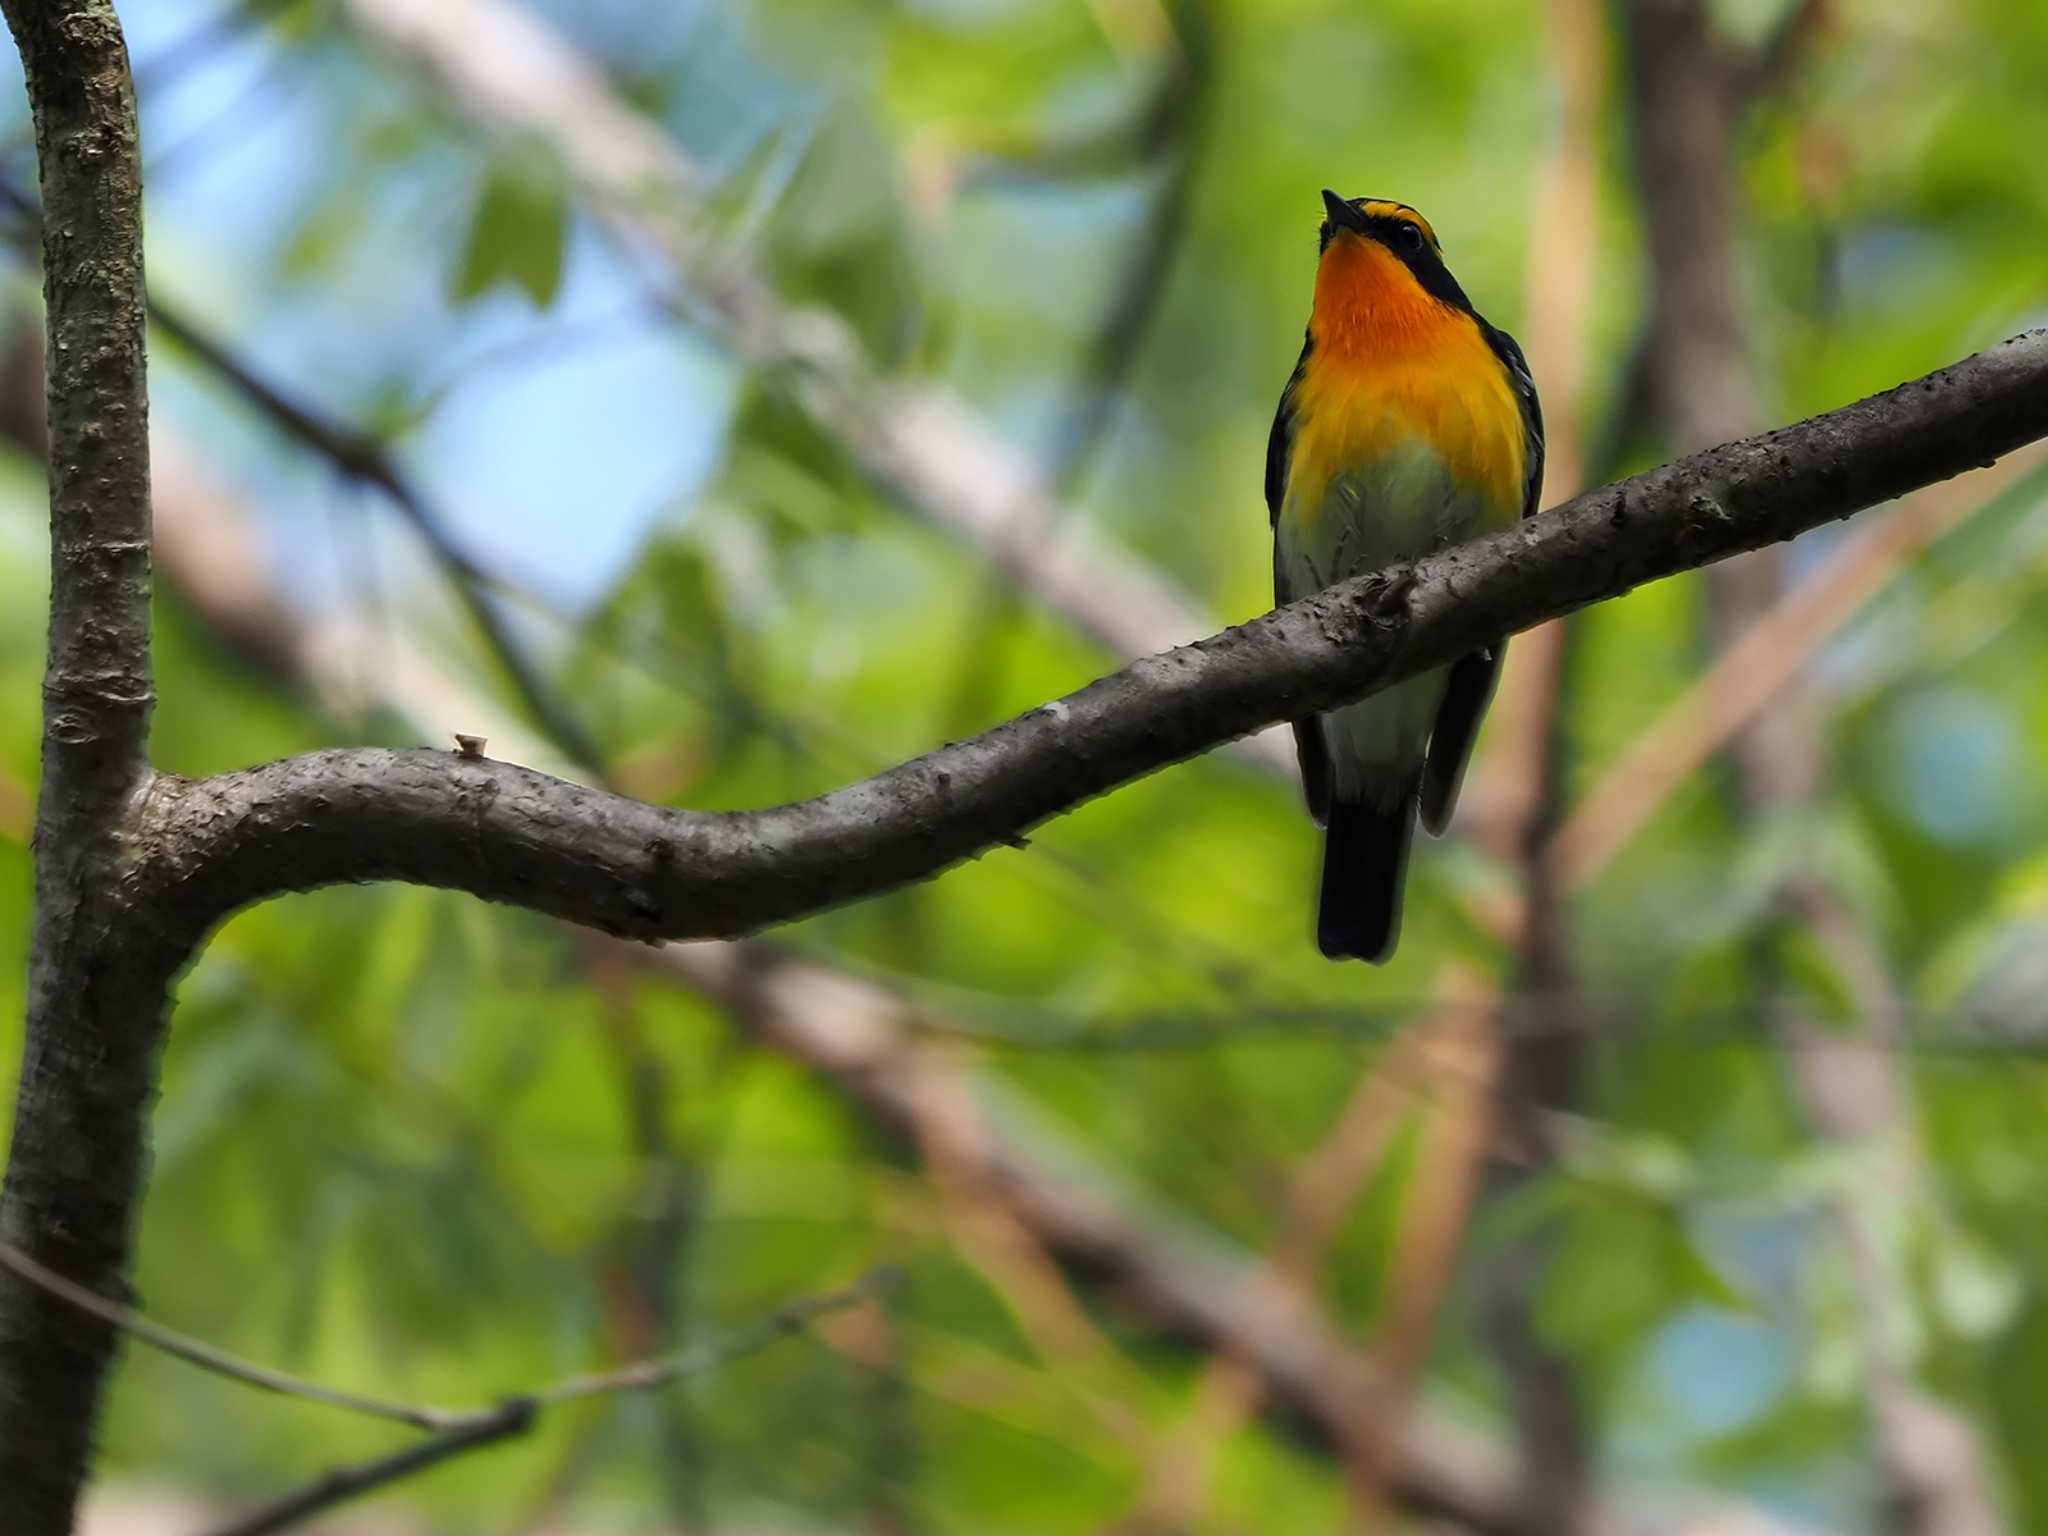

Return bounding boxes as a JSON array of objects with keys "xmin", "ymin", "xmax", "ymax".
[{"xmin": 1268, "ymin": 190, "xmax": 1543, "ymax": 962}]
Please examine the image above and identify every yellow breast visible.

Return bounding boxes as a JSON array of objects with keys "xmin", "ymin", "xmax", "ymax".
[{"xmin": 1287, "ymin": 236, "xmax": 1524, "ymax": 527}]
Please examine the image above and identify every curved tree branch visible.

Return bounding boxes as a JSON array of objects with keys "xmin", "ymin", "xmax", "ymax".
[{"xmin": 148, "ymin": 330, "xmax": 2048, "ymax": 946}]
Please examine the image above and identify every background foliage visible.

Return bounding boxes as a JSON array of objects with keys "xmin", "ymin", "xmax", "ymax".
[{"xmin": 4, "ymin": 0, "xmax": 2048, "ymax": 1531}]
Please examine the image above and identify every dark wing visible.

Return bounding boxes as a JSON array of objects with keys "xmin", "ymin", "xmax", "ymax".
[
  {"xmin": 1268, "ymin": 335, "xmax": 1330, "ymax": 823},
  {"xmin": 1419, "ymin": 321, "xmax": 1545, "ymax": 836},
  {"xmin": 1483, "ymin": 321, "xmax": 1546, "ymax": 522},
  {"xmin": 1266, "ymin": 334, "xmax": 1310, "ymax": 527}
]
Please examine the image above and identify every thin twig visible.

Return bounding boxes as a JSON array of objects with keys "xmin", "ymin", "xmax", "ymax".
[
  {"xmin": 0, "ymin": 1240, "xmax": 469, "ymax": 1432},
  {"xmin": 200, "ymin": 1405, "xmax": 537, "ymax": 1536},
  {"xmin": 0, "ymin": 1237, "xmax": 879, "ymax": 1430},
  {"xmin": 527, "ymin": 1279, "xmax": 890, "ymax": 1407},
  {"xmin": 194, "ymin": 1279, "xmax": 888, "ymax": 1536}
]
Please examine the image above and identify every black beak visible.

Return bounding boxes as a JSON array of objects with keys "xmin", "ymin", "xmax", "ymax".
[{"xmin": 1321, "ymin": 188, "xmax": 1367, "ymax": 233}]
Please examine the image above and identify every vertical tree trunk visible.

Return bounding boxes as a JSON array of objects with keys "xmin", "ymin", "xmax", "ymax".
[{"xmin": 0, "ymin": 4, "xmax": 168, "ymax": 1531}]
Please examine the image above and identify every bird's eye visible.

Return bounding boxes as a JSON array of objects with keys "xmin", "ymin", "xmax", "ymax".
[{"xmin": 1396, "ymin": 223, "xmax": 1425, "ymax": 254}]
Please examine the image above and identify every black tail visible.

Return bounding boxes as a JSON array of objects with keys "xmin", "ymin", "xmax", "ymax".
[{"xmin": 1317, "ymin": 786, "xmax": 1419, "ymax": 964}]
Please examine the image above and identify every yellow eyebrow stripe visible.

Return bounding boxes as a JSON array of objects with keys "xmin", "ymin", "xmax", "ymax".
[{"xmin": 1355, "ymin": 199, "xmax": 1439, "ymax": 249}]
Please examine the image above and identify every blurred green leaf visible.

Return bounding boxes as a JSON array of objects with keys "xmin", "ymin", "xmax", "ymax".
[
  {"xmin": 1536, "ymin": 1176, "xmax": 1756, "ymax": 1375},
  {"xmin": 453, "ymin": 158, "xmax": 570, "ymax": 308}
]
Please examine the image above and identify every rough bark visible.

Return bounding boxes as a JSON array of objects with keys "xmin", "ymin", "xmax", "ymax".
[
  {"xmin": 140, "ymin": 330, "xmax": 2048, "ymax": 949},
  {"xmin": 0, "ymin": 3, "xmax": 167, "ymax": 1531}
]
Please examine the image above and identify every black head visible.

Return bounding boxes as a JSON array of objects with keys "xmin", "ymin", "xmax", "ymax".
[{"xmin": 1317, "ymin": 189, "xmax": 1472, "ymax": 312}]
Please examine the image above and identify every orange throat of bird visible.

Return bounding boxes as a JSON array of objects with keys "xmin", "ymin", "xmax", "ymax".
[
  {"xmin": 1288, "ymin": 230, "xmax": 1525, "ymax": 521},
  {"xmin": 1307, "ymin": 231, "xmax": 1461, "ymax": 362}
]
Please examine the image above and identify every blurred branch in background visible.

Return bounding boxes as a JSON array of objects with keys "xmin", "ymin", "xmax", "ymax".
[
  {"xmin": 584, "ymin": 947, "xmax": 736, "ymax": 1530},
  {"xmin": 1457, "ymin": 0, "xmax": 1611, "ymax": 1521},
  {"xmin": 1016, "ymin": 4, "xmax": 1210, "ymax": 485},
  {"xmin": 1621, "ymin": 2, "xmax": 2000, "ymax": 1532},
  {"xmin": 0, "ymin": 176, "xmax": 608, "ymax": 777},
  {"xmin": 334, "ymin": 0, "xmax": 1300, "ymax": 780},
  {"xmin": 663, "ymin": 938, "xmax": 1526, "ymax": 1531},
  {"xmin": 0, "ymin": 171, "xmax": 614, "ymax": 782},
  {"xmin": 0, "ymin": 312, "xmax": 587, "ymax": 782},
  {"xmin": 942, "ymin": 0, "xmax": 1213, "ymax": 743},
  {"xmin": 1114, "ymin": 970, "xmax": 1503, "ymax": 1532},
  {"xmin": 143, "ymin": 297, "xmax": 611, "ymax": 777},
  {"xmin": 1, "ymin": 252, "xmax": 853, "ymax": 783}
]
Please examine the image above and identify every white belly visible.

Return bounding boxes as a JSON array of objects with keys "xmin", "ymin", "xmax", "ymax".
[{"xmin": 1277, "ymin": 440, "xmax": 1497, "ymax": 808}]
